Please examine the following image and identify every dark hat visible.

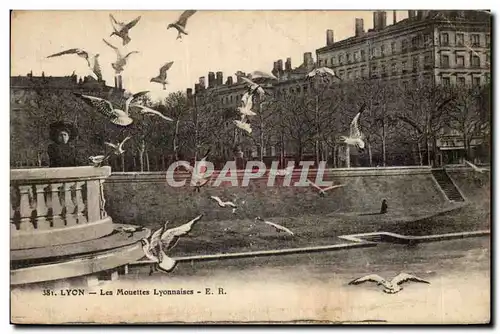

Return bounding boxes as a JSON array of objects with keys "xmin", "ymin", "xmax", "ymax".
[{"xmin": 49, "ymin": 121, "xmax": 78, "ymax": 143}]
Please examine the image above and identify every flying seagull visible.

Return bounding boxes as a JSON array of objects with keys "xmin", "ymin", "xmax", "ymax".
[
  {"xmin": 129, "ymin": 104, "xmax": 174, "ymax": 122},
  {"xmin": 249, "ymin": 70, "xmax": 279, "ymax": 80},
  {"xmin": 109, "ymin": 14, "xmax": 141, "ymax": 46},
  {"xmin": 464, "ymin": 160, "xmax": 489, "ymax": 173},
  {"xmin": 255, "ymin": 217, "xmax": 294, "ymax": 236},
  {"xmin": 124, "ymin": 90, "xmax": 150, "ymax": 113},
  {"xmin": 307, "ymin": 179, "xmax": 345, "ymax": 197},
  {"xmin": 155, "ymin": 214, "xmax": 204, "ymax": 273},
  {"xmin": 179, "ymin": 149, "xmax": 211, "ymax": 192},
  {"xmin": 102, "ymin": 38, "xmax": 139, "ymax": 74},
  {"xmin": 239, "ymin": 76, "xmax": 267, "ymax": 97},
  {"xmin": 150, "ymin": 61, "xmax": 174, "ymax": 90},
  {"xmin": 167, "ymin": 10, "xmax": 197, "ymax": 40},
  {"xmin": 210, "ymin": 196, "xmax": 237, "ymax": 209},
  {"xmin": 105, "ymin": 136, "xmax": 131, "ymax": 155},
  {"xmin": 47, "ymin": 48, "xmax": 102, "ymax": 81},
  {"xmin": 74, "ymin": 93, "xmax": 133, "ymax": 126},
  {"xmin": 306, "ymin": 67, "xmax": 342, "ymax": 80},
  {"xmin": 140, "ymin": 223, "xmax": 169, "ymax": 275},
  {"xmin": 238, "ymin": 92, "xmax": 256, "ymax": 118},
  {"xmin": 234, "ymin": 120, "xmax": 252, "ymax": 134},
  {"xmin": 341, "ymin": 103, "xmax": 367, "ymax": 152},
  {"xmin": 348, "ymin": 273, "xmax": 430, "ymax": 294},
  {"xmin": 89, "ymin": 155, "xmax": 111, "ymax": 167}
]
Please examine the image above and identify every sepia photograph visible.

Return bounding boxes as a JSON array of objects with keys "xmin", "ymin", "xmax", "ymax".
[{"xmin": 9, "ymin": 8, "xmax": 492, "ymax": 325}]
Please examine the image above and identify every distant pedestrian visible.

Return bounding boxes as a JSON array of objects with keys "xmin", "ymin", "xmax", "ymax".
[{"xmin": 380, "ymin": 199, "xmax": 388, "ymax": 214}]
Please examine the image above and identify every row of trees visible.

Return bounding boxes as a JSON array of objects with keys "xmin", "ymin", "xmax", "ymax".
[{"xmin": 10, "ymin": 78, "xmax": 491, "ymax": 171}]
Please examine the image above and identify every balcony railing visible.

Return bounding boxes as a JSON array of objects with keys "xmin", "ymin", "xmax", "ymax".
[{"xmin": 10, "ymin": 166, "xmax": 114, "ymax": 250}]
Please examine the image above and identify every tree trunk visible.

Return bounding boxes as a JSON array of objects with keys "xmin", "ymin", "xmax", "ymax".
[
  {"xmin": 121, "ymin": 154, "xmax": 125, "ymax": 172},
  {"xmin": 417, "ymin": 141, "xmax": 423, "ymax": 166},
  {"xmin": 346, "ymin": 145, "xmax": 351, "ymax": 168},
  {"xmin": 37, "ymin": 152, "xmax": 42, "ymax": 167},
  {"xmin": 161, "ymin": 153, "xmax": 166, "ymax": 171},
  {"xmin": 332, "ymin": 144, "xmax": 337, "ymax": 168},
  {"xmin": 138, "ymin": 140, "xmax": 146, "ymax": 172},
  {"xmin": 146, "ymin": 151, "xmax": 150, "ymax": 172},
  {"xmin": 173, "ymin": 119, "xmax": 180, "ymax": 161},
  {"xmin": 368, "ymin": 141, "xmax": 373, "ymax": 167},
  {"xmin": 315, "ymin": 95, "xmax": 320, "ymax": 167}
]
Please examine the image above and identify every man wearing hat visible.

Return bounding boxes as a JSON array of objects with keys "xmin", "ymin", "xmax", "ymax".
[{"xmin": 47, "ymin": 121, "xmax": 84, "ymax": 167}]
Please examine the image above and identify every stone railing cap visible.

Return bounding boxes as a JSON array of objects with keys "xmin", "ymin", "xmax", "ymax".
[{"xmin": 11, "ymin": 166, "xmax": 111, "ymax": 182}]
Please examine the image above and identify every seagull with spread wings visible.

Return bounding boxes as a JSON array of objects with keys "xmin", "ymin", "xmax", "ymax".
[
  {"xmin": 464, "ymin": 160, "xmax": 489, "ymax": 173},
  {"xmin": 102, "ymin": 39, "xmax": 139, "ymax": 74},
  {"xmin": 348, "ymin": 273, "xmax": 430, "ymax": 294},
  {"xmin": 167, "ymin": 10, "xmax": 197, "ymax": 40},
  {"xmin": 109, "ymin": 14, "xmax": 141, "ymax": 45},
  {"xmin": 210, "ymin": 196, "xmax": 237, "ymax": 209},
  {"xmin": 74, "ymin": 93, "xmax": 133, "ymax": 126},
  {"xmin": 124, "ymin": 90, "xmax": 150, "ymax": 113},
  {"xmin": 155, "ymin": 214, "xmax": 204, "ymax": 273},
  {"xmin": 150, "ymin": 61, "xmax": 174, "ymax": 90},
  {"xmin": 238, "ymin": 92, "xmax": 256, "ymax": 118},
  {"xmin": 307, "ymin": 179, "xmax": 345, "ymax": 197},
  {"xmin": 47, "ymin": 48, "xmax": 102, "ymax": 81},
  {"xmin": 239, "ymin": 76, "xmax": 267, "ymax": 97},
  {"xmin": 306, "ymin": 67, "xmax": 342, "ymax": 80},
  {"xmin": 105, "ymin": 136, "xmax": 131, "ymax": 155},
  {"xmin": 341, "ymin": 103, "xmax": 367, "ymax": 152},
  {"xmin": 234, "ymin": 120, "xmax": 252, "ymax": 134},
  {"xmin": 249, "ymin": 70, "xmax": 279, "ymax": 81},
  {"xmin": 140, "ymin": 223, "xmax": 169, "ymax": 275},
  {"xmin": 255, "ymin": 217, "xmax": 294, "ymax": 236},
  {"xmin": 89, "ymin": 155, "xmax": 111, "ymax": 167},
  {"xmin": 178, "ymin": 149, "xmax": 211, "ymax": 192}
]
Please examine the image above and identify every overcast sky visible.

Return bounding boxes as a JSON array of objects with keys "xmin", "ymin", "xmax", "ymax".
[{"xmin": 11, "ymin": 10, "xmax": 409, "ymax": 101}]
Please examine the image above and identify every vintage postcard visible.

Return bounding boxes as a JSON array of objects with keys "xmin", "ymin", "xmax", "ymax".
[{"xmin": 10, "ymin": 9, "xmax": 491, "ymax": 324}]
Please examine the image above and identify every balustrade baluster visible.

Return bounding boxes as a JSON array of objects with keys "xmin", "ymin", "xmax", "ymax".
[
  {"xmin": 73, "ymin": 181, "xmax": 87, "ymax": 224},
  {"xmin": 34, "ymin": 184, "xmax": 51, "ymax": 230},
  {"xmin": 10, "ymin": 186, "xmax": 19, "ymax": 230},
  {"xmin": 99, "ymin": 179, "xmax": 107, "ymax": 218},
  {"xmin": 62, "ymin": 183, "xmax": 77, "ymax": 226},
  {"xmin": 18, "ymin": 185, "xmax": 35, "ymax": 231},
  {"xmin": 49, "ymin": 183, "xmax": 65, "ymax": 228}
]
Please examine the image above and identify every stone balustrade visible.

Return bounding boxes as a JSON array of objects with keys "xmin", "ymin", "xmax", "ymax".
[{"xmin": 10, "ymin": 166, "xmax": 114, "ymax": 250}]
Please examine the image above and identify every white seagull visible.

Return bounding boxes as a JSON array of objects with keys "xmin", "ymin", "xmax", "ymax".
[
  {"xmin": 74, "ymin": 93, "xmax": 133, "ymax": 126},
  {"xmin": 115, "ymin": 225, "xmax": 145, "ymax": 238},
  {"xmin": 464, "ymin": 160, "xmax": 489, "ymax": 173},
  {"xmin": 340, "ymin": 103, "xmax": 367, "ymax": 151},
  {"xmin": 109, "ymin": 14, "xmax": 141, "ymax": 46},
  {"xmin": 102, "ymin": 38, "xmax": 139, "ymax": 74},
  {"xmin": 156, "ymin": 214, "xmax": 204, "ymax": 272},
  {"xmin": 47, "ymin": 48, "xmax": 102, "ymax": 81},
  {"xmin": 150, "ymin": 61, "xmax": 174, "ymax": 90},
  {"xmin": 255, "ymin": 217, "xmax": 294, "ymax": 236},
  {"xmin": 239, "ymin": 76, "xmax": 267, "ymax": 97},
  {"xmin": 307, "ymin": 179, "xmax": 345, "ymax": 197},
  {"xmin": 124, "ymin": 90, "xmax": 150, "ymax": 113},
  {"xmin": 129, "ymin": 104, "xmax": 174, "ymax": 122},
  {"xmin": 89, "ymin": 155, "xmax": 110, "ymax": 167},
  {"xmin": 167, "ymin": 10, "xmax": 197, "ymax": 40},
  {"xmin": 238, "ymin": 92, "xmax": 257, "ymax": 117},
  {"xmin": 210, "ymin": 196, "xmax": 237, "ymax": 209},
  {"xmin": 105, "ymin": 136, "xmax": 131, "ymax": 155},
  {"xmin": 140, "ymin": 223, "xmax": 170, "ymax": 275},
  {"xmin": 249, "ymin": 70, "xmax": 279, "ymax": 80},
  {"xmin": 306, "ymin": 67, "xmax": 342, "ymax": 80},
  {"xmin": 180, "ymin": 150, "xmax": 211, "ymax": 192},
  {"xmin": 234, "ymin": 120, "xmax": 252, "ymax": 134},
  {"xmin": 348, "ymin": 273, "xmax": 430, "ymax": 294}
]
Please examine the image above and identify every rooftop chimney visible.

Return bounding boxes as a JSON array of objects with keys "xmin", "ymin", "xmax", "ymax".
[
  {"xmin": 198, "ymin": 76, "xmax": 206, "ymax": 88},
  {"xmin": 373, "ymin": 11, "xmax": 387, "ymax": 31},
  {"xmin": 303, "ymin": 52, "xmax": 314, "ymax": 66},
  {"xmin": 393, "ymin": 10, "xmax": 397, "ymax": 24},
  {"xmin": 408, "ymin": 10, "xmax": 417, "ymax": 19},
  {"xmin": 277, "ymin": 59, "xmax": 283, "ymax": 73},
  {"xmin": 216, "ymin": 71, "xmax": 223, "ymax": 86},
  {"xmin": 355, "ymin": 18, "xmax": 364, "ymax": 36},
  {"xmin": 235, "ymin": 71, "xmax": 246, "ymax": 83},
  {"xmin": 326, "ymin": 29, "xmax": 334, "ymax": 46},
  {"xmin": 272, "ymin": 61, "xmax": 279, "ymax": 77},
  {"xmin": 226, "ymin": 76, "xmax": 233, "ymax": 85},
  {"xmin": 208, "ymin": 72, "xmax": 215, "ymax": 88},
  {"xmin": 285, "ymin": 57, "xmax": 292, "ymax": 71},
  {"xmin": 417, "ymin": 10, "xmax": 430, "ymax": 20}
]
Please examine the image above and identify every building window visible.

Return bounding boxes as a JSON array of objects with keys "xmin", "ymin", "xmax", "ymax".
[
  {"xmin": 402, "ymin": 61, "xmax": 407, "ymax": 73},
  {"xmin": 471, "ymin": 55, "xmax": 480, "ymax": 68},
  {"xmin": 371, "ymin": 64, "xmax": 377, "ymax": 77},
  {"xmin": 381, "ymin": 64, "xmax": 386, "ymax": 76},
  {"xmin": 360, "ymin": 50, "xmax": 366, "ymax": 61},
  {"xmin": 411, "ymin": 36, "xmax": 419, "ymax": 49},
  {"xmin": 441, "ymin": 55, "xmax": 450, "ymax": 68},
  {"xmin": 371, "ymin": 47, "xmax": 376, "ymax": 58},
  {"xmin": 391, "ymin": 42, "xmax": 396, "ymax": 54},
  {"xmin": 424, "ymin": 54, "xmax": 432, "ymax": 69},
  {"xmin": 458, "ymin": 77, "xmax": 466, "ymax": 86},
  {"xmin": 380, "ymin": 44, "xmax": 385, "ymax": 57},
  {"xmin": 331, "ymin": 57, "xmax": 335, "ymax": 65},
  {"xmin": 423, "ymin": 34, "xmax": 431, "ymax": 46},
  {"xmin": 355, "ymin": 70, "xmax": 360, "ymax": 78},
  {"xmin": 338, "ymin": 55, "xmax": 344, "ymax": 65},
  {"xmin": 391, "ymin": 63, "xmax": 397, "ymax": 75},
  {"xmin": 473, "ymin": 77, "xmax": 481, "ymax": 86},
  {"xmin": 441, "ymin": 33, "xmax": 449, "ymax": 46},
  {"xmin": 346, "ymin": 53, "xmax": 351, "ymax": 63},
  {"xmin": 412, "ymin": 56, "xmax": 419, "ymax": 72},
  {"xmin": 486, "ymin": 53, "xmax": 490, "ymax": 67},
  {"xmin": 486, "ymin": 74, "xmax": 490, "ymax": 83},
  {"xmin": 361, "ymin": 67, "xmax": 367, "ymax": 77},
  {"xmin": 338, "ymin": 70, "xmax": 344, "ymax": 78},
  {"xmin": 456, "ymin": 55, "xmax": 465, "ymax": 68},
  {"xmin": 486, "ymin": 34, "xmax": 490, "ymax": 47},
  {"xmin": 456, "ymin": 33, "xmax": 464, "ymax": 46},
  {"xmin": 402, "ymin": 39, "xmax": 408, "ymax": 52},
  {"xmin": 470, "ymin": 34, "xmax": 480, "ymax": 47},
  {"xmin": 442, "ymin": 77, "xmax": 450, "ymax": 87}
]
